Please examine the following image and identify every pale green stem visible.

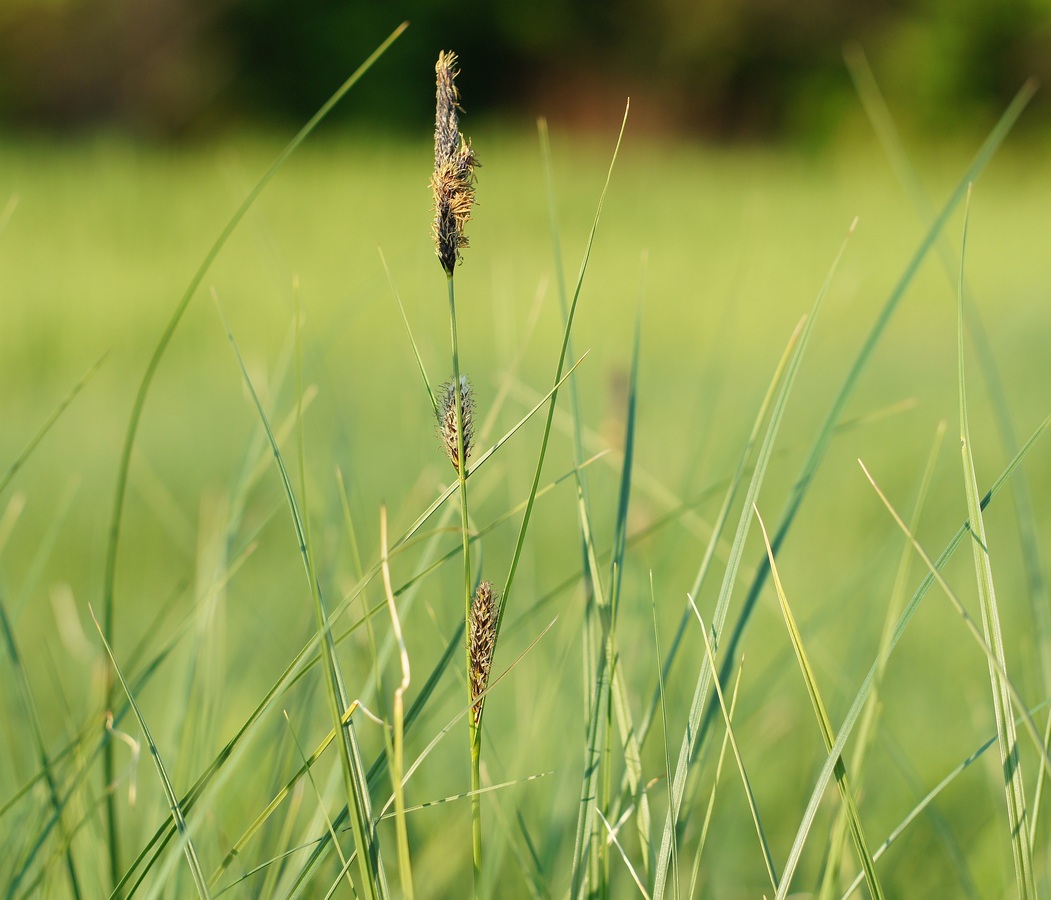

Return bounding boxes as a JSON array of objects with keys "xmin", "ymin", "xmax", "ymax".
[{"xmin": 446, "ymin": 274, "xmax": 481, "ymax": 882}]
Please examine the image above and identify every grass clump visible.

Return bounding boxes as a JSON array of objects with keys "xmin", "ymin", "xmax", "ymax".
[{"xmin": 1, "ymin": 32, "xmax": 1050, "ymax": 900}]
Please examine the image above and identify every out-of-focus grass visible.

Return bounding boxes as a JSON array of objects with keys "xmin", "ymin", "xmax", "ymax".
[{"xmin": 0, "ymin": 125, "xmax": 1048, "ymax": 896}]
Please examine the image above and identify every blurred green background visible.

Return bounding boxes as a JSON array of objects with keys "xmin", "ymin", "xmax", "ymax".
[
  {"xmin": 2, "ymin": 5, "xmax": 1051, "ymax": 896},
  {"xmin": 1, "ymin": 0, "xmax": 1050, "ymax": 140}
]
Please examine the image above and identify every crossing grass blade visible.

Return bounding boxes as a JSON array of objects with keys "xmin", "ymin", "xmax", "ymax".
[
  {"xmin": 846, "ymin": 42, "xmax": 1051, "ymax": 712},
  {"xmin": 95, "ymin": 23, "xmax": 408, "ymax": 887},
  {"xmin": 217, "ymin": 304, "xmax": 388, "ymax": 899},
  {"xmin": 711, "ymin": 80, "xmax": 1037, "ymax": 750},
  {"xmin": 955, "ymin": 191, "xmax": 1034, "ymax": 897},
  {"xmin": 774, "ymin": 413, "xmax": 1050, "ymax": 894},
  {"xmin": 653, "ymin": 215, "xmax": 854, "ymax": 899},
  {"xmin": 692, "ymin": 600, "xmax": 778, "ymax": 891},
  {"xmin": 0, "ymin": 598, "xmax": 82, "ymax": 898},
  {"xmin": 89, "ymin": 606, "xmax": 211, "ymax": 899},
  {"xmin": 753, "ymin": 506, "xmax": 885, "ymax": 900},
  {"xmin": 688, "ymin": 660, "xmax": 744, "ymax": 900},
  {"xmin": 819, "ymin": 420, "xmax": 947, "ymax": 900}
]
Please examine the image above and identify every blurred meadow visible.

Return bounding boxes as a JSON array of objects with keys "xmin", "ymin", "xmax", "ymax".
[{"xmin": 2, "ymin": 9, "xmax": 1051, "ymax": 900}]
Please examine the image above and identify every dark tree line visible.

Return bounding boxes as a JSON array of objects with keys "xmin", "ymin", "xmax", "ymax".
[{"xmin": 0, "ymin": 0, "xmax": 1047, "ymax": 138}]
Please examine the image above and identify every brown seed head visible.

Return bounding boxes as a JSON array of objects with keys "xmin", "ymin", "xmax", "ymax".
[
  {"xmin": 431, "ymin": 50, "xmax": 479, "ymax": 275},
  {"xmin": 469, "ymin": 580, "xmax": 497, "ymax": 724},
  {"xmin": 438, "ymin": 375, "xmax": 475, "ymax": 471}
]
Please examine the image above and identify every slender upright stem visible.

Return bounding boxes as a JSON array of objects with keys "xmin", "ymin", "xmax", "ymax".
[{"xmin": 447, "ymin": 274, "xmax": 482, "ymax": 880}]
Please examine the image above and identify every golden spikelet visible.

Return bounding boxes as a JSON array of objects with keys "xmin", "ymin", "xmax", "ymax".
[
  {"xmin": 437, "ymin": 375, "xmax": 474, "ymax": 471},
  {"xmin": 431, "ymin": 50, "xmax": 479, "ymax": 275},
  {"xmin": 469, "ymin": 580, "xmax": 497, "ymax": 724}
]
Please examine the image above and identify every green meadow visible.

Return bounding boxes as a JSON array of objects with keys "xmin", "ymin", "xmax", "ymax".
[{"xmin": 1, "ymin": 69, "xmax": 1050, "ymax": 898}]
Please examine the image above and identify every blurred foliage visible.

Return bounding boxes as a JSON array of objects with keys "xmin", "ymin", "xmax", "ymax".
[{"xmin": 0, "ymin": 0, "xmax": 1048, "ymax": 138}]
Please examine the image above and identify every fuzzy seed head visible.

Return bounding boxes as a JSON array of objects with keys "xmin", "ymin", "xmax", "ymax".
[
  {"xmin": 469, "ymin": 580, "xmax": 497, "ymax": 724},
  {"xmin": 431, "ymin": 50, "xmax": 479, "ymax": 275},
  {"xmin": 438, "ymin": 375, "xmax": 475, "ymax": 471}
]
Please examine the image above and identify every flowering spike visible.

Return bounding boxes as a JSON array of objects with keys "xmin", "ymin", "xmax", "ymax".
[
  {"xmin": 437, "ymin": 375, "xmax": 475, "ymax": 471},
  {"xmin": 469, "ymin": 581, "xmax": 497, "ymax": 723},
  {"xmin": 431, "ymin": 51, "xmax": 479, "ymax": 274}
]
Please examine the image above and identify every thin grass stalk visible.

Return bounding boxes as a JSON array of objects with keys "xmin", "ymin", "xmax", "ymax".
[
  {"xmin": 956, "ymin": 190, "xmax": 1034, "ymax": 896},
  {"xmin": 445, "ymin": 274, "xmax": 481, "ymax": 878},
  {"xmin": 772, "ymin": 419, "xmax": 1050, "ymax": 898},
  {"xmin": 95, "ymin": 24, "xmax": 407, "ymax": 889},
  {"xmin": 857, "ymin": 462, "xmax": 1051, "ymax": 776},
  {"xmin": 379, "ymin": 507, "xmax": 414, "ymax": 900}
]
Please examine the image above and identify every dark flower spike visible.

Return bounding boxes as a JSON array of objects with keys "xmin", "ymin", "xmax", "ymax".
[
  {"xmin": 431, "ymin": 51, "xmax": 479, "ymax": 274},
  {"xmin": 469, "ymin": 581, "xmax": 497, "ymax": 723},
  {"xmin": 438, "ymin": 375, "xmax": 475, "ymax": 471}
]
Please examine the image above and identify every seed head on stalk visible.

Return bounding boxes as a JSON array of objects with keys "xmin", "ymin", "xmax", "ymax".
[
  {"xmin": 469, "ymin": 581, "xmax": 497, "ymax": 724},
  {"xmin": 437, "ymin": 375, "xmax": 475, "ymax": 471},
  {"xmin": 431, "ymin": 50, "xmax": 479, "ymax": 274}
]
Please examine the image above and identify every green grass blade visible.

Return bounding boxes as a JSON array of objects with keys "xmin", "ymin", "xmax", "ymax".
[
  {"xmin": 688, "ymin": 661, "xmax": 744, "ymax": 900},
  {"xmin": 96, "ymin": 24, "xmax": 408, "ymax": 888},
  {"xmin": 0, "ymin": 598, "xmax": 82, "ymax": 899},
  {"xmin": 713, "ymin": 81, "xmax": 1036, "ymax": 735},
  {"xmin": 840, "ymin": 702, "xmax": 1051, "ymax": 899},
  {"xmin": 0, "ymin": 354, "xmax": 105, "ymax": 498},
  {"xmin": 819, "ymin": 421, "xmax": 947, "ymax": 900},
  {"xmin": 653, "ymin": 219, "xmax": 853, "ymax": 899},
  {"xmin": 497, "ymin": 101, "xmax": 629, "ymax": 635},
  {"xmin": 753, "ymin": 507, "xmax": 884, "ymax": 900},
  {"xmin": 380, "ymin": 248, "xmax": 437, "ymax": 419},
  {"xmin": 88, "ymin": 607, "xmax": 211, "ymax": 899},
  {"xmin": 774, "ymin": 415, "xmax": 1049, "ymax": 893},
  {"xmin": 692, "ymin": 601, "xmax": 778, "ymax": 890},
  {"xmin": 217, "ymin": 305, "xmax": 386, "ymax": 899},
  {"xmin": 956, "ymin": 191, "xmax": 1033, "ymax": 896},
  {"xmin": 846, "ymin": 45, "xmax": 1051, "ymax": 702}
]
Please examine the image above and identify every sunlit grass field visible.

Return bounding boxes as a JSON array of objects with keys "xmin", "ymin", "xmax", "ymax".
[{"xmin": 1, "ymin": 86, "xmax": 1050, "ymax": 898}]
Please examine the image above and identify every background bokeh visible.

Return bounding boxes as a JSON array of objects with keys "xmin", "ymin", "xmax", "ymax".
[{"xmin": 1, "ymin": 0, "xmax": 1050, "ymax": 140}]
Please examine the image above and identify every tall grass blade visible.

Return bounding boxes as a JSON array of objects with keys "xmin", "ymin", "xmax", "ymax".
[
  {"xmin": 0, "ymin": 354, "xmax": 105, "ymax": 498},
  {"xmin": 753, "ymin": 507, "xmax": 884, "ymax": 900},
  {"xmin": 774, "ymin": 415, "xmax": 1049, "ymax": 893},
  {"xmin": 955, "ymin": 191, "xmax": 1034, "ymax": 896},
  {"xmin": 217, "ymin": 306, "xmax": 387, "ymax": 899},
  {"xmin": 96, "ymin": 23, "xmax": 408, "ymax": 887},
  {"xmin": 713, "ymin": 81, "xmax": 1036, "ymax": 744},
  {"xmin": 688, "ymin": 661, "xmax": 744, "ymax": 900},
  {"xmin": 88, "ymin": 607, "xmax": 211, "ymax": 898},
  {"xmin": 379, "ymin": 506, "xmax": 414, "ymax": 900},
  {"xmin": 819, "ymin": 421, "xmax": 947, "ymax": 899},
  {"xmin": 497, "ymin": 101, "xmax": 628, "ymax": 633},
  {"xmin": 691, "ymin": 600, "xmax": 778, "ymax": 890},
  {"xmin": 846, "ymin": 45, "xmax": 1051, "ymax": 702},
  {"xmin": 654, "ymin": 218, "xmax": 854, "ymax": 898},
  {"xmin": 0, "ymin": 599, "xmax": 82, "ymax": 898}
]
